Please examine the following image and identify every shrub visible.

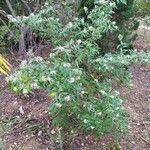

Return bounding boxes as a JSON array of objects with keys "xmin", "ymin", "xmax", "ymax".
[
  {"xmin": 78, "ymin": 0, "xmax": 138, "ymax": 53},
  {"xmin": 0, "ymin": 24, "xmax": 20, "ymax": 53},
  {"xmin": 134, "ymin": 0, "xmax": 150, "ymax": 15},
  {"xmin": 6, "ymin": 0, "xmax": 150, "ymax": 142},
  {"xmin": 0, "ymin": 25, "xmax": 9, "ymax": 52}
]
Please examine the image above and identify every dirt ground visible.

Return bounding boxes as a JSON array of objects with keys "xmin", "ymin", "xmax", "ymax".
[
  {"xmin": 120, "ymin": 63, "xmax": 150, "ymax": 150},
  {"xmin": 0, "ymin": 28, "xmax": 150, "ymax": 149}
]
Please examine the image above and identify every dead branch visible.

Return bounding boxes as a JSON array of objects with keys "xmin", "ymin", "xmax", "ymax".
[
  {"xmin": 0, "ymin": 10, "xmax": 8, "ymax": 17},
  {"xmin": 21, "ymin": 0, "xmax": 32, "ymax": 14},
  {"xmin": 139, "ymin": 135, "xmax": 150, "ymax": 145},
  {"xmin": 5, "ymin": 0, "xmax": 16, "ymax": 17},
  {"xmin": 34, "ymin": 0, "xmax": 40, "ymax": 12}
]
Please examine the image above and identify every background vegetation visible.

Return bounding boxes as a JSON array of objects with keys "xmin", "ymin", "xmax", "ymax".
[{"xmin": 0, "ymin": 0, "xmax": 150, "ymax": 149}]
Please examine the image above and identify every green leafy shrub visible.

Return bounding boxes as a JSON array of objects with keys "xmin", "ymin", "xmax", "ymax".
[
  {"xmin": 134, "ymin": 0, "xmax": 150, "ymax": 15},
  {"xmin": 0, "ymin": 25, "xmax": 9, "ymax": 52},
  {"xmin": 6, "ymin": 0, "xmax": 150, "ymax": 141},
  {"xmin": 6, "ymin": 1, "xmax": 80, "ymax": 46},
  {"xmin": 7, "ymin": 4, "xmax": 62, "ymax": 46},
  {"xmin": 114, "ymin": 0, "xmax": 139, "ymax": 48},
  {"xmin": 78, "ymin": 0, "xmax": 138, "ymax": 53}
]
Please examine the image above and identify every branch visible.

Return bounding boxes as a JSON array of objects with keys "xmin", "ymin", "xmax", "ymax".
[
  {"xmin": 5, "ymin": 0, "xmax": 16, "ymax": 17},
  {"xmin": 0, "ymin": 10, "xmax": 8, "ymax": 18},
  {"xmin": 34, "ymin": 0, "xmax": 40, "ymax": 12},
  {"xmin": 0, "ymin": 17, "xmax": 18, "ymax": 41},
  {"xmin": 21, "ymin": 0, "xmax": 32, "ymax": 14}
]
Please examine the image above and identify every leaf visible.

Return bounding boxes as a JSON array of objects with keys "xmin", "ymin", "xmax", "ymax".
[
  {"xmin": 116, "ymin": 0, "xmax": 127, "ymax": 5},
  {"xmin": 120, "ymin": 0, "xmax": 127, "ymax": 5},
  {"xmin": 0, "ymin": 67, "xmax": 8, "ymax": 75},
  {"xmin": 0, "ymin": 54, "xmax": 11, "ymax": 68},
  {"xmin": 0, "ymin": 54, "xmax": 11, "ymax": 75},
  {"xmin": 49, "ymin": 92, "xmax": 56, "ymax": 97}
]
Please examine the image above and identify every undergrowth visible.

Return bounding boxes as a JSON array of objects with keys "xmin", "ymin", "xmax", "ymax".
[{"xmin": 6, "ymin": 0, "xmax": 150, "ymax": 142}]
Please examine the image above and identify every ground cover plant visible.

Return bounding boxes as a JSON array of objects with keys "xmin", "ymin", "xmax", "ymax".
[{"xmin": 1, "ymin": 0, "xmax": 150, "ymax": 148}]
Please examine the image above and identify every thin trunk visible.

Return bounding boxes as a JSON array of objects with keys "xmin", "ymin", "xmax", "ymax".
[{"xmin": 5, "ymin": 0, "xmax": 16, "ymax": 17}]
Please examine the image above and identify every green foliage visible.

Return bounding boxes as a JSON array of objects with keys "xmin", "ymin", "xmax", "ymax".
[
  {"xmin": 134, "ymin": 0, "xmax": 150, "ymax": 15},
  {"xmin": 0, "ymin": 0, "xmax": 47, "ymax": 53},
  {"xmin": 47, "ymin": 0, "xmax": 81, "ymax": 24},
  {"xmin": 79, "ymin": 0, "xmax": 137, "ymax": 52},
  {"xmin": 0, "ymin": 23, "xmax": 20, "ymax": 53},
  {"xmin": 6, "ymin": 0, "xmax": 150, "ymax": 140},
  {"xmin": 6, "ymin": 4, "xmax": 62, "ymax": 46},
  {"xmin": 0, "ymin": 25, "xmax": 9, "ymax": 52},
  {"xmin": 116, "ymin": 0, "xmax": 127, "ymax": 4}
]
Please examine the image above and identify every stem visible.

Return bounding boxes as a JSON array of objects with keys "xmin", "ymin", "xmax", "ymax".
[
  {"xmin": 58, "ymin": 129, "xmax": 63, "ymax": 150},
  {"xmin": 5, "ymin": 0, "xmax": 16, "ymax": 17},
  {"xmin": 21, "ymin": 0, "xmax": 32, "ymax": 14}
]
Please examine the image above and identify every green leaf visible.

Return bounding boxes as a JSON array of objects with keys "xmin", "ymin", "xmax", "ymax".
[{"xmin": 116, "ymin": 0, "xmax": 127, "ymax": 5}]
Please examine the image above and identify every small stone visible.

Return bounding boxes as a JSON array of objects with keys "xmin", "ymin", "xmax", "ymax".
[
  {"xmin": 51, "ymin": 129, "xmax": 56, "ymax": 135},
  {"xmin": 38, "ymin": 131, "xmax": 42, "ymax": 136},
  {"xmin": 16, "ymin": 115, "xmax": 20, "ymax": 119},
  {"xmin": 81, "ymin": 143, "xmax": 84, "ymax": 146},
  {"xmin": 13, "ymin": 101, "xmax": 18, "ymax": 106},
  {"xmin": 131, "ymin": 141, "xmax": 135, "ymax": 144},
  {"xmin": 14, "ymin": 142, "xmax": 17, "ymax": 146},
  {"xmin": 27, "ymin": 114, "xmax": 32, "ymax": 119},
  {"xmin": 19, "ymin": 106, "xmax": 24, "ymax": 115},
  {"xmin": 9, "ymin": 147, "xmax": 13, "ymax": 150}
]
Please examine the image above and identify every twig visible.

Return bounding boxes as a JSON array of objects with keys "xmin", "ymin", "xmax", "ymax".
[
  {"xmin": 34, "ymin": 0, "xmax": 40, "ymax": 12},
  {"xmin": 21, "ymin": 0, "xmax": 32, "ymax": 14},
  {"xmin": 140, "ymin": 68, "xmax": 150, "ymax": 71},
  {"xmin": 5, "ymin": 0, "xmax": 16, "ymax": 17},
  {"xmin": 129, "ymin": 122, "xmax": 150, "ymax": 125},
  {"xmin": 0, "ymin": 10, "xmax": 8, "ymax": 17},
  {"xmin": 139, "ymin": 135, "xmax": 150, "ymax": 145},
  {"xmin": 142, "ymin": 121, "xmax": 150, "ymax": 124},
  {"xmin": 58, "ymin": 129, "xmax": 63, "ymax": 150}
]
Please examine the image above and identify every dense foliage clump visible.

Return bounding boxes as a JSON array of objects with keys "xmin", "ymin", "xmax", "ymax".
[
  {"xmin": 134, "ymin": 0, "xmax": 150, "ymax": 15},
  {"xmin": 6, "ymin": 0, "xmax": 150, "ymax": 141},
  {"xmin": 79, "ymin": 0, "xmax": 138, "ymax": 53}
]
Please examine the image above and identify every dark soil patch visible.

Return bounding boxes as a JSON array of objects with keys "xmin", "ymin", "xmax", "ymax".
[{"xmin": 119, "ymin": 63, "xmax": 150, "ymax": 150}]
